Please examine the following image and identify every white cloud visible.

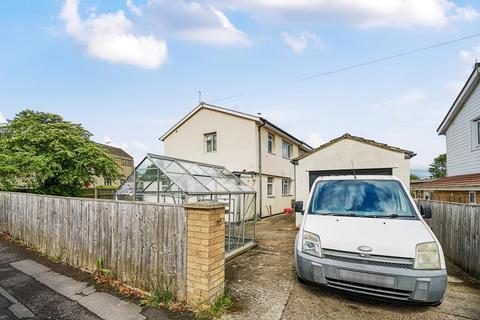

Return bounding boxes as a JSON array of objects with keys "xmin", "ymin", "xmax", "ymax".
[
  {"xmin": 370, "ymin": 91, "xmax": 427, "ymax": 112},
  {"xmin": 446, "ymin": 81, "xmax": 464, "ymax": 94},
  {"xmin": 0, "ymin": 112, "xmax": 6, "ymax": 124},
  {"xmin": 281, "ymin": 31, "xmax": 323, "ymax": 53},
  {"xmin": 306, "ymin": 132, "xmax": 324, "ymax": 147},
  {"xmin": 126, "ymin": 0, "xmax": 142, "ymax": 16},
  {"xmin": 60, "ymin": 0, "xmax": 167, "ymax": 69},
  {"xmin": 222, "ymin": 0, "xmax": 478, "ymax": 29},
  {"xmin": 459, "ymin": 45, "xmax": 480, "ymax": 63},
  {"xmin": 138, "ymin": 0, "xmax": 251, "ymax": 46}
]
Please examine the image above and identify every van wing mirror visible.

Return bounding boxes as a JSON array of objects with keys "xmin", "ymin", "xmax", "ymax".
[
  {"xmin": 295, "ymin": 201, "xmax": 304, "ymax": 215},
  {"xmin": 419, "ymin": 205, "xmax": 432, "ymax": 219}
]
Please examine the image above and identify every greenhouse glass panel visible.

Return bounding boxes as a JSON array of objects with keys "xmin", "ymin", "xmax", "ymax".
[{"xmin": 195, "ymin": 176, "xmax": 228, "ymax": 193}]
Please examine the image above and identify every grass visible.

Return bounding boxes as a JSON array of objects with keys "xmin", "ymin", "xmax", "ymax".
[
  {"xmin": 197, "ymin": 295, "xmax": 232, "ymax": 320},
  {"xmin": 140, "ymin": 288, "xmax": 174, "ymax": 308}
]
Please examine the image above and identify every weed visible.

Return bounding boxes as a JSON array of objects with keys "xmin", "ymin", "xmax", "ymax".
[
  {"xmin": 140, "ymin": 288, "xmax": 174, "ymax": 308},
  {"xmin": 53, "ymin": 255, "xmax": 62, "ymax": 262},
  {"xmin": 197, "ymin": 295, "xmax": 232, "ymax": 320},
  {"xmin": 95, "ymin": 257, "xmax": 104, "ymax": 270}
]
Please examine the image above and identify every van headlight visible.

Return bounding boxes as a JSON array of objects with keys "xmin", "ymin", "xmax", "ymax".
[
  {"xmin": 302, "ymin": 231, "xmax": 322, "ymax": 257},
  {"xmin": 414, "ymin": 242, "xmax": 440, "ymax": 270}
]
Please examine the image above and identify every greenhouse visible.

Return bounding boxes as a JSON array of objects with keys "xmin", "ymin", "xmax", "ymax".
[{"xmin": 116, "ymin": 154, "xmax": 257, "ymax": 255}]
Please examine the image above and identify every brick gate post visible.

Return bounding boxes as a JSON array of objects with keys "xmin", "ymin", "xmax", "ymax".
[{"xmin": 184, "ymin": 202, "xmax": 226, "ymax": 308}]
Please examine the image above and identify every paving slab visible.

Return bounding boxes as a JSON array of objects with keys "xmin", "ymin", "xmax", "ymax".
[
  {"xmin": 35, "ymin": 271, "xmax": 88, "ymax": 299},
  {"xmin": 10, "ymin": 261, "xmax": 50, "ymax": 278},
  {"xmin": 78, "ymin": 292, "xmax": 145, "ymax": 320}
]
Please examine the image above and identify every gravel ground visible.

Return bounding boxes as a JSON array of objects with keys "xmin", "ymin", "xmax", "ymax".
[{"xmin": 224, "ymin": 214, "xmax": 480, "ymax": 320}]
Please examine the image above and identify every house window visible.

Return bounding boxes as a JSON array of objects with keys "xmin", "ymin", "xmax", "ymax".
[
  {"xmin": 121, "ymin": 159, "xmax": 132, "ymax": 166},
  {"xmin": 267, "ymin": 133, "xmax": 275, "ymax": 154},
  {"xmin": 104, "ymin": 178, "xmax": 112, "ymax": 186},
  {"xmin": 282, "ymin": 178, "xmax": 291, "ymax": 196},
  {"xmin": 477, "ymin": 121, "xmax": 480, "ymax": 145},
  {"xmin": 469, "ymin": 191, "xmax": 476, "ymax": 204},
  {"xmin": 205, "ymin": 132, "xmax": 217, "ymax": 153},
  {"xmin": 267, "ymin": 177, "xmax": 274, "ymax": 196},
  {"xmin": 282, "ymin": 141, "xmax": 292, "ymax": 159}
]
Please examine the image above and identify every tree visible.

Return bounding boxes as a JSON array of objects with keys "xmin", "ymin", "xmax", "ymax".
[
  {"xmin": 0, "ymin": 110, "xmax": 121, "ymax": 196},
  {"xmin": 410, "ymin": 174, "xmax": 420, "ymax": 181},
  {"xmin": 428, "ymin": 153, "xmax": 447, "ymax": 179}
]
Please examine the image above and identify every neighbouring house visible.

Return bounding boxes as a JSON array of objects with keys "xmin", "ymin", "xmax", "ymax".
[
  {"xmin": 415, "ymin": 63, "xmax": 480, "ymax": 204},
  {"xmin": 412, "ymin": 173, "xmax": 480, "ymax": 204},
  {"xmin": 159, "ymin": 102, "xmax": 313, "ymax": 217},
  {"xmin": 292, "ymin": 133, "xmax": 416, "ymax": 225},
  {"xmin": 91, "ymin": 143, "xmax": 134, "ymax": 188}
]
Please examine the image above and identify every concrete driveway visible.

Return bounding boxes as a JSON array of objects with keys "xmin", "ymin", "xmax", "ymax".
[{"xmin": 225, "ymin": 214, "xmax": 480, "ymax": 320}]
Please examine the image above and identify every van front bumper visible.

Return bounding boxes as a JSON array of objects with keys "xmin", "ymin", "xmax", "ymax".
[{"xmin": 295, "ymin": 251, "xmax": 447, "ymax": 304}]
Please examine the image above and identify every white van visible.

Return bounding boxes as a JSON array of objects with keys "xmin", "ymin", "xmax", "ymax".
[{"xmin": 294, "ymin": 176, "xmax": 447, "ymax": 305}]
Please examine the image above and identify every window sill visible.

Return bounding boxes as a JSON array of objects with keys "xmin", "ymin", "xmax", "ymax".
[
  {"xmin": 268, "ymin": 152, "xmax": 276, "ymax": 155},
  {"xmin": 282, "ymin": 194, "xmax": 293, "ymax": 197},
  {"xmin": 267, "ymin": 195, "xmax": 276, "ymax": 198},
  {"xmin": 282, "ymin": 156, "xmax": 291, "ymax": 160}
]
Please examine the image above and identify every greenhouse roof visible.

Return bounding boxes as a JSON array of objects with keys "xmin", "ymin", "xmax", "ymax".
[{"xmin": 136, "ymin": 154, "xmax": 255, "ymax": 195}]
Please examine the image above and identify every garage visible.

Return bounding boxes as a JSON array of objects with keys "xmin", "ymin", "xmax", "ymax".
[
  {"xmin": 308, "ymin": 168, "xmax": 393, "ymax": 189},
  {"xmin": 293, "ymin": 134, "xmax": 416, "ymax": 226}
]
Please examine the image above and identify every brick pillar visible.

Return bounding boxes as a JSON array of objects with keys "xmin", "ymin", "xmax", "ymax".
[{"xmin": 185, "ymin": 202, "xmax": 225, "ymax": 308}]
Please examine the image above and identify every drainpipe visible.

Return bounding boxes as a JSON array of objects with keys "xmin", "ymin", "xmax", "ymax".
[
  {"xmin": 257, "ymin": 118, "xmax": 266, "ymax": 218},
  {"xmin": 291, "ymin": 159, "xmax": 298, "ymax": 201}
]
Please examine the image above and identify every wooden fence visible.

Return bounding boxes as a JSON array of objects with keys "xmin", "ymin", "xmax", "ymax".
[
  {"xmin": 417, "ymin": 199, "xmax": 480, "ymax": 279},
  {"xmin": 0, "ymin": 192, "xmax": 187, "ymax": 300}
]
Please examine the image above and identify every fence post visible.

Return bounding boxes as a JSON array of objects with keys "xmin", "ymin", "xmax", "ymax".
[{"xmin": 184, "ymin": 202, "xmax": 226, "ymax": 309}]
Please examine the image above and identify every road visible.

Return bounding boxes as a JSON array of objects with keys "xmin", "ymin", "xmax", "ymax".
[{"xmin": 225, "ymin": 214, "xmax": 480, "ymax": 320}]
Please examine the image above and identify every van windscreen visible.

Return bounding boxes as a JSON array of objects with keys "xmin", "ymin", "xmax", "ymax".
[{"xmin": 308, "ymin": 180, "xmax": 416, "ymax": 218}]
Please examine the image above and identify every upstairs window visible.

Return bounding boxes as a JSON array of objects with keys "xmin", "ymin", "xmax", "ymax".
[
  {"xmin": 477, "ymin": 121, "xmax": 480, "ymax": 145},
  {"xmin": 267, "ymin": 177, "xmax": 274, "ymax": 196},
  {"xmin": 205, "ymin": 132, "xmax": 217, "ymax": 153},
  {"xmin": 267, "ymin": 133, "xmax": 275, "ymax": 154},
  {"xmin": 282, "ymin": 141, "xmax": 292, "ymax": 159}
]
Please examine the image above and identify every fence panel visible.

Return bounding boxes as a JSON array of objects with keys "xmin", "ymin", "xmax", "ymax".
[
  {"xmin": 417, "ymin": 199, "xmax": 480, "ymax": 279},
  {"xmin": 0, "ymin": 192, "xmax": 187, "ymax": 300}
]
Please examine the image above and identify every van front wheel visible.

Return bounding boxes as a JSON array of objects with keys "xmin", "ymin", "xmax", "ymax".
[{"xmin": 296, "ymin": 273, "xmax": 307, "ymax": 284}]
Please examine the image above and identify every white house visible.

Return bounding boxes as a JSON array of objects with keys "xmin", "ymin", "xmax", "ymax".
[
  {"xmin": 412, "ymin": 63, "xmax": 480, "ymax": 205},
  {"xmin": 292, "ymin": 134, "xmax": 415, "ymax": 225},
  {"xmin": 437, "ymin": 62, "xmax": 480, "ymax": 176},
  {"xmin": 160, "ymin": 103, "xmax": 312, "ymax": 217}
]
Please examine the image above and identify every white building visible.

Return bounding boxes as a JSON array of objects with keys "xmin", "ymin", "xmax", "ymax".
[
  {"xmin": 160, "ymin": 103, "xmax": 312, "ymax": 217},
  {"xmin": 437, "ymin": 62, "xmax": 480, "ymax": 176},
  {"xmin": 292, "ymin": 134, "xmax": 415, "ymax": 225}
]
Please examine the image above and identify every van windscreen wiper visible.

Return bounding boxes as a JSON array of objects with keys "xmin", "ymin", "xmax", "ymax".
[
  {"xmin": 365, "ymin": 214, "xmax": 403, "ymax": 219},
  {"xmin": 323, "ymin": 213, "xmax": 357, "ymax": 217}
]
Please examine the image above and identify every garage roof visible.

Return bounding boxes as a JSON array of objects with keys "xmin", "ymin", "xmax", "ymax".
[{"xmin": 294, "ymin": 133, "xmax": 416, "ymax": 161}]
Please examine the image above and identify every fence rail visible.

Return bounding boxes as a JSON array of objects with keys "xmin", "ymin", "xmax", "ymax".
[
  {"xmin": 0, "ymin": 192, "xmax": 187, "ymax": 300},
  {"xmin": 417, "ymin": 199, "xmax": 480, "ymax": 279}
]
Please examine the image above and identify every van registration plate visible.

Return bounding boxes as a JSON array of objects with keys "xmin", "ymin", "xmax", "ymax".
[{"xmin": 338, "ymin": 269, "xmax": 395, "ymax": 288}]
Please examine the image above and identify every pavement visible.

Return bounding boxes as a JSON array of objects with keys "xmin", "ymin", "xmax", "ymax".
[
  {"xmin": 0, "ymin": 237, "xmax": 193, "ymax": 320},
  {"xmin": 224, "ymin": 214, "xmax": 480, "ymax": 320}
]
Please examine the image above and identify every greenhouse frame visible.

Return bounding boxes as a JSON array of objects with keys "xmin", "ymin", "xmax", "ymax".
[{"xmin": 116, "ymin": 154, "xmax": 257, "ymax": 255}]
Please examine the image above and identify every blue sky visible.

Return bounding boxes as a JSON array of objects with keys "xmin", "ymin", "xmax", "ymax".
[{"xmin": 1, "ymin": 0, "xmax": 480, "ymax": 174}]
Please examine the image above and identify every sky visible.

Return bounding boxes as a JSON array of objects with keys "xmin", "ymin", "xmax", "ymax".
[{"xmin": 1, "ymin": 0, "xmax": 480, "ymax": 176}]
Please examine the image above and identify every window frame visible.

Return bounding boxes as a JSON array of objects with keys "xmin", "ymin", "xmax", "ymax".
[
  {"xmin": 204, "ymin": 132, "xmax": 217, "ymax": 153},
  {"xmin": 282, "ymin": 178, "xmax": 291, "ymax": 196},
  {"xmin": 282, "ymin": 140, "xmax": 292, "ymax": 159},
  {"xmin": 267, "ymin": 132, "xmax": 275, "ymax": 154},
  {"xmin": 267, "ymin": 177, "xmax": 274, "ymax": 197},
  {"xmin": 469, "ymin": 191, "xmax": 477, "ymax": 204}
]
